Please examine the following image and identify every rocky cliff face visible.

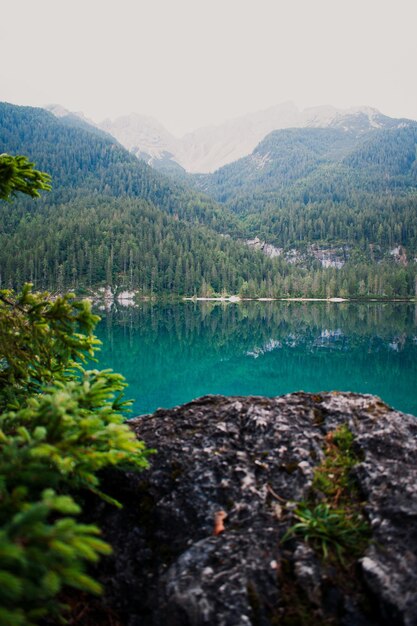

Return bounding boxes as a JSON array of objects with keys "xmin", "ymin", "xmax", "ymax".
[{"xmin": 89, "ymin": 392, "xmax": 417, "ymax": 626}]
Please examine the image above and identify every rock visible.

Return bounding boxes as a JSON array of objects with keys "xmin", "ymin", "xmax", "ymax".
[
  {"xmin": 245, "ymin": 237, "xmax": 283, "ymax": 259},
  {"xmin": 116, "ymin": 291, "xmax": 138, "ymax": 306},
  {"xmin": 390, "ymin": 245, "xmax": 408, "ymax": 267},
  {"xmin": 310, "ymin": 246, "xmax": 347, "ymax": 269},
  {"xmin": 89, "ymin": 392, "xmax": 417, "ymax": 626}
]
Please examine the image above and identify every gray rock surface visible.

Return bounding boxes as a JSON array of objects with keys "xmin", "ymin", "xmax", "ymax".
[{"xmin": 91, "ymin": 392, "xmax": 417, "ymax": 625}]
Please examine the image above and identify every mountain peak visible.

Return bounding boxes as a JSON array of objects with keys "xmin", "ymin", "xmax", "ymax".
[
  {"xmin": 45, "ymin": 104, "xmax": 99, "ymax": 128},
  {"xmin": 54, "ymin": 102, "xmax": 413, "ymax": 174},
  {"xmin": 99, "ymin": 113, "xmax": 177, "ymax": 159},
  {"xmin": 44, "ymin": 103, "xmax": 71, "ymax": 117},
  {"xmin": 175, "ymin": 103, "xmax": 402, "ymax": 172}
]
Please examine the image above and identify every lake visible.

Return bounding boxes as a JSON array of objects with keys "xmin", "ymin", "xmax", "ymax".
[{"xmin": 94, "ymin": 301, "xmax": 417, "ymax": 417}]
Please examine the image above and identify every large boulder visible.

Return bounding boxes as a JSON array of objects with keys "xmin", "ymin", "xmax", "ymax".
[{"xmin": 90, "ymin": 392, "xmax": 417, "ymax": 626}]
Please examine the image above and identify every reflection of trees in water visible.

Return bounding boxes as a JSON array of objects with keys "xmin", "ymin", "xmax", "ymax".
[
  {"xmin": 94, "ymin": 302, "xmax": 417, "ymax": 416},
  {"xmin": 99, "ymin": 302, "xmax": 417, "ymax": 353}
]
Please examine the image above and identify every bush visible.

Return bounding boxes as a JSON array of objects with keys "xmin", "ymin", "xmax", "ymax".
[{"xmin": 0, "ymin": 285, "xmax": 151, "ymax": 625}]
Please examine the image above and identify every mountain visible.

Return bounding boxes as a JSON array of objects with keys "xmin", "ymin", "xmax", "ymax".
[
  {"xmin": 193, "ymin": 127, "xmax": 360, "ymax": 203},
  {"xmin": 97, "ymin": 103, "xmax": 410, "ymax": 174},
  {"xmin": 190, "ymin": 123, "xmax": 417, "ymax": 273},
  {"xmin": 45, "ymin": 104, "xmax": 117, "ymax": 141},
  {"xmin": 194, "ymin": 122, "xmax": 417, "ymax": 203},
  {"xmin": 2, "ymin": 100, "xmax": 416, "ymax": 299},
  {"xmin": 176, "ymin": 103, "xmax": 405, "ymax": 173},
  {"xmin": 177, "ymin": 101, "xmax": 300, "ymax": 173},
  {"xmin": 2, "ymin": 101, "xmax": 281, "ymax": 295},
  {"xmin": 0, "ymin": 101, "xmax": 236, "ymax": 231},
  {"xmin": 45, "ymin": 103, "xmax": 98, "ymax": 127},
  {"xmin": 99, "ymin": 113, "xmax": 186, "ymax": 174}
]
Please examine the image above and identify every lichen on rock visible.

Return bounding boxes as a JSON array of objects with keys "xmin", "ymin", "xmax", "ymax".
[{"xmin": 89, "ymin": 392, "xmax": 417, "ymax": 626}]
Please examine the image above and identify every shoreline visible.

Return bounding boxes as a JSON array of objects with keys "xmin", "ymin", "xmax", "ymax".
[
  {"xmin": 87, "ymin": 289, "xmax": 417, "ymax": 306},
  {"xmin": 182, "ymin": 295, "xmax": 416, "ymax": 303}
]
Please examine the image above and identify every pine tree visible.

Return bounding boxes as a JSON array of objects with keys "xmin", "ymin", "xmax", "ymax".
[{"xmin": 0, "ymin": 158, "xmax": 151, "ymax": 625}]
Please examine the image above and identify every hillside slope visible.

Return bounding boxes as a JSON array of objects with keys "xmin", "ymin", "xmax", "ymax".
[
  {"xmin": 0, "ymin": 102, "xmax": 238, "ymax": 233},
  {"xmin": 190, "ymin": 124, "xmax": 417, "ymax": 264},
  {"xmin": 0, "ymin": 102, "xmax": 280, "ymax": 294}
]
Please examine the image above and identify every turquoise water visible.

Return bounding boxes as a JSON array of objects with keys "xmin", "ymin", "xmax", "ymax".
[{"xmin": 94, "ymin": 301, "xmax": 417, "ymax": 417}]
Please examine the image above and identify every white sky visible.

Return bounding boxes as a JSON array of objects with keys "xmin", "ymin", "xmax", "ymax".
[{"xmin": 1, "ymin": 0, "xmax": 417, "ymax": 136}]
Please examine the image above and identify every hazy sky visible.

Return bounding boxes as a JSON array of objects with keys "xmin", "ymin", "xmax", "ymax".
[{"xmin": 2, "ymin": 0, "xmax": 417, "ymax": 136}]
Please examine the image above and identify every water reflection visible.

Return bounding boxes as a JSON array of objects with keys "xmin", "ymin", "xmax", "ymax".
[{"xmin": 95, "ymin": 302, "xmax": 417, "ymax": 417}]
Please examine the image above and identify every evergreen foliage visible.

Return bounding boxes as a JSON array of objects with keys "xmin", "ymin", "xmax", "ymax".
[
  {"xmin": 194, "ymin": 124, "xmax": 417, "ymax": 203},
  {"xmin": 0, "ymin": 154, "xmax": 51, "ymax": 200},
  {"xmin": 1, "ymin": 191, "xmax": 415, "ymax": 298},
  {"xmin": 0, "ymin": 156, "xmax": 151, "ymax": 623},
  {"xmin": 0, "ymin": 195, "xmax": 283, "ymax": 296},
  {"xmin": 0, "ymin": 287, "xmax": 151, "ymax": 625}
]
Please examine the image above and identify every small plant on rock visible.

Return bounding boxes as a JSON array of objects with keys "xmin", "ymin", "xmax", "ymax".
[
  {"xmin": 282, "ymin": 502, "xmax": 369, "ymax": 562},
  {"xmin": 283, "ymin": 424, "xmax": 370, "ymax": 564}
]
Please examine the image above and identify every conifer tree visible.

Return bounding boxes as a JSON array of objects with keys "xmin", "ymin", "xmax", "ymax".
[
  {"xmin": 0, "ymin": 158, "xmax": 151, "ymax": 625},
  {"xmin": 0, "ymin": 154, "xmax": 51, "ymax": 200}
]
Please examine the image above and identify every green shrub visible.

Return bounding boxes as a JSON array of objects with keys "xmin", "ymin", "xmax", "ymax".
[{"xmin": 0, "ymin": 286, "xmax": 151, "ymax": 625}]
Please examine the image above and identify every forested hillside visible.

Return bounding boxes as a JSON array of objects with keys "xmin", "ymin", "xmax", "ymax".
[
  {"xmin": 1, "ymin": 102, "xmax": 416, "ymax": 298},
  {"xmin": 190, "ymin": 125, "xmax": 417, "ymax": 263},
  {"xmin": 0, "ymin": 102, "xmax": 282, "ymax": 296},
  {"xmin": 0, "ymin": 195, "xmax": 285, "ymax": 296},
  {"xmin": 194, "ymin": 128, "xmax": 359, "ymax": 202},
  {"xmin": 0, "ymin": 102, "xmax": 239, "ymax": 233},
  {"xmin": 194, "ymin": 124, "xmax": 417, "ymax": 201}
]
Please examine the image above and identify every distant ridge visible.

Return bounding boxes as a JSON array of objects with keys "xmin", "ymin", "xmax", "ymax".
[{"xmin": 79, "ymin": 102, "xmax": 411, "ymax": 173}]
